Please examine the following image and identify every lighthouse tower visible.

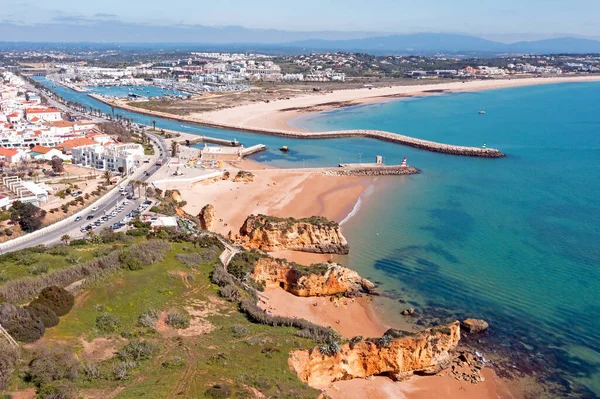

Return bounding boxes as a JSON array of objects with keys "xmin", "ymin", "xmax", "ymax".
[{"xmin": 400, "ymin": 157, "xmax": 407, "ymax": 168}]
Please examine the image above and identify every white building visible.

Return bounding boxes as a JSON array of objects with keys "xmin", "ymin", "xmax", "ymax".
[
  {"xmin": 71, "ymin": 143, "xmax": 144, "ymax": 174},
  {"xmin": 25, "ymin": 108, "xmax": 62, "ymax": 122}
]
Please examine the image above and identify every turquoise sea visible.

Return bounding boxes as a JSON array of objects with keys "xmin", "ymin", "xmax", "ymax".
[{"xmin": 36, "ymin": 77, "xmax": 600, "ymax": 397}]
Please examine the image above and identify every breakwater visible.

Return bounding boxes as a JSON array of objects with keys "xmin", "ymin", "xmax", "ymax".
[{"xmin": 88, "ymin": 94, "xmax": 505, "ymax": 158}]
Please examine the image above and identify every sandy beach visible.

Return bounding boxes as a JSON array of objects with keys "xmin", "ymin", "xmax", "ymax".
[{"xmin": 196, "ymin": 75, "xmax": 600, "ymax": 132}]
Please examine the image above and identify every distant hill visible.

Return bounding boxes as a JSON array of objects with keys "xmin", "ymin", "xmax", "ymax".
[
  {"xmin": 1, "ymin": 20, "xmax": 600, "ymax": 54},
  {"xmin": 287, "ymin": 34, "xmax": 600, "ymax": 54}
]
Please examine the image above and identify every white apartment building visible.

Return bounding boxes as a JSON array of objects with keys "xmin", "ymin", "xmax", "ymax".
[
  {"xmin": 25, "ymin": 107, "xmax": 62, "ymax": 122},
  {"xmin": 71, "ymin": 143, "xmax": 144, "ymax": 174}
]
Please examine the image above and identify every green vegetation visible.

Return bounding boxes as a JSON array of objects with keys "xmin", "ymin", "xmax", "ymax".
[{"xmin": 0, "ymin": 231, "xmax": 321, "ymax": 398}]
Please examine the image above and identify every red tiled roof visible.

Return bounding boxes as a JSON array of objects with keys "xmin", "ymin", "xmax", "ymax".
[
  {"xmin": 30, "ymin": 145, "xmax": 55, "ymax": 154},
  {"xmin": 26, "ymin": 108, "xmax": 61, "ymax": 114},
  {"xmin": 0, "ymin": 148, "xmax": 19, "ymax": 157},
  {"xmin": 57, "ymin": 138, "xmax": 96, "ymax": 150}
]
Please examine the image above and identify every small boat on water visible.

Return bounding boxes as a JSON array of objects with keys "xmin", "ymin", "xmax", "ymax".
[
  {"xmin": 279, "ymin": 146, "xmax": 289, "ymax": 152},
  {"xmin": 478, "ymin": 110, "xmax": 486, "ymax": 115}
]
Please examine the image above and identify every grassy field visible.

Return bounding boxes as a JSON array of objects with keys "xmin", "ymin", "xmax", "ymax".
[{"xmin": 3, "ymin": 238, "xmax": 319, "ymax": 398}]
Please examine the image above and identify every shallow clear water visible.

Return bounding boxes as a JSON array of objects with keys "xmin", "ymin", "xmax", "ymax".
[{"xmin": 37, "ymin": 77, "xmax": 600, "ymax": 396}]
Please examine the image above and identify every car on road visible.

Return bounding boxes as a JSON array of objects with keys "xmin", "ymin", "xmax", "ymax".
[
  {"xmin": 143, "ymin": 200, "xmax": 152, "ymax": 205},
  {"xmin": 126, "ymin": 195, "xmax": 133, "ymax": 200},
  {"xmin": 86, "ymin": 214, "xmax": 95, "ymax": 220},
  {"xmin": 91, "ymin": 206, "xmax": 99, "ymax": 211},
  {"xmin": 75, "ymin": 216, "xmax": 82, "ymax": 222}
]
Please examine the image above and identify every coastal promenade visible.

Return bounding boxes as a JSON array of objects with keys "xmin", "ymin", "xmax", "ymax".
[{"xmin": 88, "ymin": 94, "xmax": 505, "ymax": 158}]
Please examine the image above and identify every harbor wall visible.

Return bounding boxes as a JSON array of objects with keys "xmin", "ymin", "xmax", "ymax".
[{"xmin": 89, "ymin": 94, "xmax": 505, "ymax": 158}]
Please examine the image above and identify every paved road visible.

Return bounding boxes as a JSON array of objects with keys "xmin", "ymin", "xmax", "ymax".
[{"xmin": 3, "ymin": 131, "xmax": 170, "ymax": 253}]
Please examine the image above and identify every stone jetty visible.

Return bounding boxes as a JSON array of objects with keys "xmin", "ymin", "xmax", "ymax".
[{"xmin": 89, "ymin": 94, "xmax": 505, "ymax": 158}]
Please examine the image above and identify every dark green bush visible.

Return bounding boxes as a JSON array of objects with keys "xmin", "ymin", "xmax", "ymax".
[
  {"xmin": 0, "ymin": 303, "xmax": 45, "ymax": 343},
  {"xmin": 26, "ymin": 302, "xmax": 59, "ymax": 328},
  {"xmin": 126, "ymin": 228, "xmax": 149, "ymax": 237},
  {"xmin": 31, "ymin": 286, "xmax": 74, "ymax": 317},
  {"xmin": 119, "ymin": 249, "xmax": 142, "ymax": 270}
]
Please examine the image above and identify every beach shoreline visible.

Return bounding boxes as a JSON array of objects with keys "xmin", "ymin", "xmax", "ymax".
[{"xmin": 97, "ymin": 75, "xmax": 600, "ymax": 135}]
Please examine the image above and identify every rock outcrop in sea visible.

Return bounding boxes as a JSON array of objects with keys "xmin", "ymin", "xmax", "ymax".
[
  {"xmin": 288, "ymin": 322, "xmax": 461, "ymax": 388},
  {"xmin": 239, "ymin": 215, "xmax": 349, "ymax": 254},
  {"xmin": 198, "ymin": 204, "xmax": 216, "ymax": 231},
  {"xmin": 251, "ymin": 257, "xmax": 374, "ymax": 297}
]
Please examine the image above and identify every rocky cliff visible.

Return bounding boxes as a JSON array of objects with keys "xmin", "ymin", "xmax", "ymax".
[
  {"xmin": 288, "ymin": 322, "xmax": 460, "ymax": 388},
  {"xmin": 234, "ymin": 170, "xmax": 255, "ymax": 182},
  {"xmin": 198, "ymin": 204, "xmax": 216, "ymax": 231},
  {"xmin": 251, "ymin": 257, "xmax": 374, "ymax": 297},
  {"xmin": 239, "ymin": 215, "xmax": 349, "ymax": 254}
]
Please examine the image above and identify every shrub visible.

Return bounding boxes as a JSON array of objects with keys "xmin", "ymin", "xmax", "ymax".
[
  {"xmin": 0, "ymin": 250, "xmax": 121, "ymax": 303},
  {"xmin": 69, "ymin": 239, "xmax": 88, "ymax": 246},
  {"xmin": 32, "ymin": 286, "xmax": 74, "ymax": 317},
  {"xmin": 349, "ymin": 335, "xmax": 363, "ymax": 349},
  {"xmin": 117, "ymin": 340, "xmax": 157, "ymax": 362},
  {"xmin": 231, "ymin": 325, "xmax": 249, "ymax": 338},
  {"xmin": 126, "ymin": 228, "xmax": 148, "ymax": 237},
  {"xmin": 96, "ymin": 312, "xmax": 120, "ymax": 333},
  {"xmin": 48, "ymin": 246, "xmax": 69, "ymax": 256},
  {"xmin": 166, "ymin": 311, "xmax": 189, "ymax": 329},
  {"xmin": 27, "ymin": 348, "xmax": 79, "ymax": 387},
  {"xmin": 319, "ymin": 341, "xmax": 341, "ymax": 356},
  {"xmin": 119, "ymin": 249, "xmax": 142, "ymax": 271},
  {"xmin": 112, "ymin": 361, "xmax": 137, "ymax": 381},
  {"xmin": 80, "ymin": 361, "xmax": 102, "ymax": 381},
  {"xmin": 128, "ymin": 240, "xmax": 171, "ymax": 266},
  {"xmin": 0, "ymin": 345, "xmax": 19, "ymax": 390},
  {"xmin": 138, "ymin": 309, "xmax": 159, "ymax": 330},
  {"xmin": 227, "ymin": 250, "xmax": 264, "ymax": 281},
  {"xmin": 28, "ymin": 264, "xmax": 49, "ymax": 276},
  {"xmin": 36, "ymin": 380, "xmax": 79, "ymax": 399},
  {"xmin": 26, "ymin": 302, "xmax": 59, "ymax": 328},
  {"xmin": 0, "ymin": 303, "xmax": 45, "ymax": 343},
  {"xmin": 205, "ymin": 384, "xmax": 231, "ymax": 399},
  {"xmin": 161, "ymin": 356, "xmax": 185, "ymax": 369}
]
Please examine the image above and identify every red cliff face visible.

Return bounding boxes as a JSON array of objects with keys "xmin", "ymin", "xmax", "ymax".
[
  {"xmin": 239, "ymin": 215, "xmax": 350, "ymax": 254},
  {"xmin": 288, "ymin": 322, "xmax": 461, "ymax": 389},
  {"xmin": 251, "ymin": 257, "xmax": 374, "ymax": 297}
]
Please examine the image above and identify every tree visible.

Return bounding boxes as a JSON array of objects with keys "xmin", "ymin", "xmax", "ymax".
[
  {"xmin": 60, "ymin": 234, "xmax": 70, "ymax": 245},
  {"xmin": 51, "ymin": 156, "xmax": 64, "ymax": 174},
  {"xmin": 134, "ymin": 180, "xmax": 142, "ymax": 198},
  {"xmin": 10, "ymin": 201, "xmax": 45, "ymax": 232},
  {"xmin": 102, "ymin": 170, "xmax": 113, "ymax": 185},
  {"xmin": 171, "ymin": 140, "xmax": 179, "ymax": 157},
  {"xmin": 118, "ymin": 166, "xmax": 125, "ymax": 176},
  {"xmin": 141, "ymin": 182, "xmax": 149, "ymax": 199}
]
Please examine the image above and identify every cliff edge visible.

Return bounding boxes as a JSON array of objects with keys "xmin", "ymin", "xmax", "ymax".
[
  {"xmin": 251, "ymin": 256, "xmax": 374, "ymax": 297},
  {"xmin": 289, "ymin": 322, "xmax": 461, "ymax": 389},
  {"xmin": 239, "ymin": 215, "xmax": 349, "ymax": 254}
]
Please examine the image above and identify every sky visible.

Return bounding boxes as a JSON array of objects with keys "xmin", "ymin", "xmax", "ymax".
[{"xmin": 3, "ymin": 0, "xmax": 600, "ymax": 41}]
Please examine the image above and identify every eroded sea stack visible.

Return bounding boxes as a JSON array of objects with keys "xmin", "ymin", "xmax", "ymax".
[
  {"xmin": 289, "ymin": 322, "xmax": 461, "ymax": 389},
  {"xmin": 198, "ymin": 204, "xmax": 217, "ymax": 230},
  {"xmin": 251, "ymin": 256, "xmax": 374, "ymax": 297},
  {"xmin": 239, "ymin": 215, "xmax": 349, "ymax": 254}
]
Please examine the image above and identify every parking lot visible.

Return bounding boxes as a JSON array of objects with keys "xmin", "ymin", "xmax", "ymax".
[{"xmin": 78, "ymin": 197, "xmax": 155, "ymax": 234}]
